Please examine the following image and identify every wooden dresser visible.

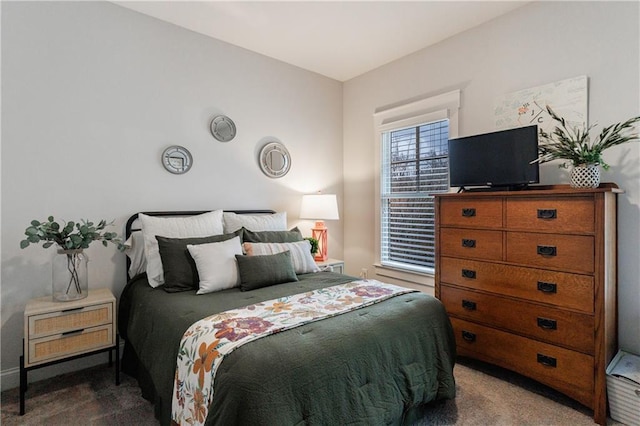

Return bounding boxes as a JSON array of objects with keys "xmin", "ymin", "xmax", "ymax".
[{"xmin": 434, "ymin": 184, "xmax": 620, "ymax": 425}]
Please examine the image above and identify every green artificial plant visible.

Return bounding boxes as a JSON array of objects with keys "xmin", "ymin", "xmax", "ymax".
[
  {"xmin": 532, "ymin": 105, "xmax": 640, "ymax": 170},
  {"xmin": 20, "ymin": 216, "xmax": 125, "ymax": 251},
  {"xmin": 305, "ymin": 237, "xmax": 319, "ymax": 255}
]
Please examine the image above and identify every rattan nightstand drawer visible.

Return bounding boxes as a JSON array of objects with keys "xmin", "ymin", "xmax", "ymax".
[
  {"xmin": 28, "ymin": 303, "xmax": 112, "ymax": 339},
  {"xmin": 28, "ymin": 324, "xmax": 113, "ymax": 365}
]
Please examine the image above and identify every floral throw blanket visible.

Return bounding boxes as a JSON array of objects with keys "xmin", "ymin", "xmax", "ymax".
[{"xmin": 171, "ymin": 280, "xmax": 417, "ymax": 425}]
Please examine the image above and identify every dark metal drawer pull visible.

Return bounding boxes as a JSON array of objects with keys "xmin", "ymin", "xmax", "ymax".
[
  {"xmin": 537, "ymin": 209, "xmax": 557, "ymax": 219},
  {"xmin": 537, "ymin": 353, "xmax": 557, "ymax": 368},
  {"xmin": 461, "ymin": 269, "xmax": 476, "ymax": 279},
  {"xmin": 462, "ymin": 331, "xmax": 476, "ymax": 342},
  {"xmin": 462, "ymin": 239, "xmax": 476, "ymax": 248},
  {"xmin": 62, "ymin": 328, "xmax": 85, "ymax": 336},
  {"xmin": 462, "ymin": 300, "xmax": 477, "ymax": 311},
  {"xmin": 461, "ymin": 208, "xmax": 476, "ymax": 217},
  {"xmin": 61, "ymin": 307, "xmax": 84, "ymax": 313},
  {"xmin": 536, "ymin": 245, "xmax": 557, "ymax": 257},
  {"xmin": 537, "ymin": 317, "xmax": 557, "ymax": 330},
  {"xmin": 537, "ymin": 281, "xmax": 557, "ymax": 293}
]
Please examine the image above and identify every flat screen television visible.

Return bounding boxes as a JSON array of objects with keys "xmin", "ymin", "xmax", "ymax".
[{"xmin": 448, "ymin": 125, "xmax": 539, "ymax": 191}]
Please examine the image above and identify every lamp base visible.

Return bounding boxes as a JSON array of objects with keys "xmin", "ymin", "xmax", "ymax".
[
  {"xmin": 314, "ymin": 252, "xmax": 328, "ymax": 262},
  {"xmin": 311, "ymin": 225, "xmax": 328, "ymax": 262}
]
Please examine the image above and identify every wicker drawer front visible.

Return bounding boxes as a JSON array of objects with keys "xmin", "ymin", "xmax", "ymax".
[
  {"xmin": 439, "ymin": 257, "xmax": 594, "ymax": 313},
  {"xmin": 439, "ymin": 198, "xmax": 502, "ymax": 228},
  {"xmin": 450, "ymin": 317, "xmax": 594, "ymax": 408},
  {"xmin": 28, "ymin": 324, "xmax": 113, "ymax": 366},
  {"xmin": 440, "ymin": 228, "xmax": 503, "ymax": 261},
  {"xmin": 441, "ymin": 285, "xmax": 594, "ymax": 353},
  {"xmin": 505, "ymin": 197, "xmax": 594, "ymax": 233},
  {"xmin": 29, "ymin": 303, "xmax": 112, "ymax": 339},
  {"xmin": 506, "ymin": 232, "xmax": 594, "ymax": 273}
]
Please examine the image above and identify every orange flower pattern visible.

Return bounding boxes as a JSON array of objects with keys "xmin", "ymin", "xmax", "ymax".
[
  {"xmin": 171, "ymin": 280, "xmax": 415, "ymax": 426},
  {"xmin": 192, "ymin": 341, "xmax": 219, "ymax": 388}
]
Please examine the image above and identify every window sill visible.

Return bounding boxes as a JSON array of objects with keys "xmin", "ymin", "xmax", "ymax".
[{"xmin": 373, "ymin": 263, "xmax": 434, "ymax": 288}]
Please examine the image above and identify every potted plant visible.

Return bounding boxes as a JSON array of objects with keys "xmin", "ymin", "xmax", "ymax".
[
  {"xmin": 531, "ymin": 105, "xmax": 640, "ymax": 188},
  {"xmin": 21, "ymin": 217, "xmax": 125, "ymax": 301},
  {"xmin": 304, "ymin": 236, "xmax": 319, "ymax": 256}
]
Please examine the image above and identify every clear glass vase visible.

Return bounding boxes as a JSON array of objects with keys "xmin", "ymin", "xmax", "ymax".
[{"xmin": 52, "ymin": 249, "xmax": 88, "ymax": 301}]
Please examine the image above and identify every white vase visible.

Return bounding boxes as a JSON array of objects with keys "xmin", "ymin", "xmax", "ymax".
[
  {"xmin": 52, "ymin": 249, "xmax": 88, "ymax": 301},
  {"xmin": 570, "ymin": 164, "xmax": 601, "ymax": 189}
]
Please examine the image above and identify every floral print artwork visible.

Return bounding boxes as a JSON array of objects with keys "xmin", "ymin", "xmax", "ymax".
[{"xmin": 171, "ymin": 280, "xmax": 415, "ymax": 425}]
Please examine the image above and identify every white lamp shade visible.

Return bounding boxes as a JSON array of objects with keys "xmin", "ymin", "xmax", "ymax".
[{"xmin": 300, "ymin": 194, "xmax": 339, "ymax": 220}]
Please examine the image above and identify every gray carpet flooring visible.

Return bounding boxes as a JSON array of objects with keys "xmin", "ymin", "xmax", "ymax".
[{"xmin": 1, "ymin": 358, "xmax": 622, "ymax": 425}]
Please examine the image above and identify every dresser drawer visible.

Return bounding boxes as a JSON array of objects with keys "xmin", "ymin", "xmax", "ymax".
[
  {"xmin": 439, "ymin": 198, "xmax": 502, "ymax": 228},
  {"xmin": 28, "ymin": 302, "xmax": 113, "ymax": 339},
  {"xmin": 440, "ymin": 228, "xmax": 503, "ymax": 261},
  {"xmin": 28, "ymin": 324, "xmax": 113, "ymax": 366},
  {"xmin": 441, "ymin": 285, "xmax": 594, "ymax": 353},
  {"xmin": 451, "ymin": 317, "xmax": 594, "ymax": 407},
  {"xmin": 506, "ymin": 197, "xmax": 594, "ymax": 233},
  {"xmin": 439, "ymin": 257, "xmax": 594, "ymax": 313},
  {"xmin": 506, "ymin": 232, "xmax": 594, "ymax": 273}
]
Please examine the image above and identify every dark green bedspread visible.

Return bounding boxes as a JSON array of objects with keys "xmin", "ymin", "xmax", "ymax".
[{"xmin": 118, "ymin": 272, "xmax": 456, "ymax": 425}]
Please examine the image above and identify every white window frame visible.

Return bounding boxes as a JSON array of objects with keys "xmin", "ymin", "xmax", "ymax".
[{"xmin": 373, "ymin": 90, "xmax": 460, "ymax": 285}]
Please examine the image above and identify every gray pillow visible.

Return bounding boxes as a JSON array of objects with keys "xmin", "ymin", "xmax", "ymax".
[
  {"xmin": 157, "ymin": 231, "xmax": 241, "ymax": 293},
  {"xmin": 236, "ymin": 251, "xmax": 298, "ymax": 291},
  {"xmin": 241, "ymin": 227, "xmax": 303, "ymax": 243}
]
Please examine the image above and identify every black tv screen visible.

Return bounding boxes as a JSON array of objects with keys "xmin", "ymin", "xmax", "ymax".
[{"xmin": 448, "ymin": 125, "xmax": 539, "ymax": 189}]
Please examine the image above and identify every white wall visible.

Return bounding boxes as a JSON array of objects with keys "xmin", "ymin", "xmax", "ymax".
[
  {"xmin": 1, "ymin": 1, "xmax": 343, "ymax": 388},
  {"xmin": 343, "ymin": 1, "xmax": 640, "ymax": 353}
]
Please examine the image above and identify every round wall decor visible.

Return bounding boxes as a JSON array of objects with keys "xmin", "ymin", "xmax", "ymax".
[
  {"xmin": 162, "ymin": 145, "xmax": 193, "ymax": 174},
  {"xmin": 259, "ymin": 142, "xmax": 291, "ymax": 178},
  {"xmin": 210, "ymin": 115, "xmax": 236, "ymax": 142}
]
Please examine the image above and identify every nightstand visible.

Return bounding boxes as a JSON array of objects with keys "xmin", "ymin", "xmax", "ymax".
[
  {"xmin": 316, "ymin": 258, "xmax": 344, "ymax": 274},
  {"xmin": 20, "ymin": 287, "xmax": 119, "ymax": 415}
]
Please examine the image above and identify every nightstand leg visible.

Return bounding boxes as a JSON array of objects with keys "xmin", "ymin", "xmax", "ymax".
[
  {"xmin": 115, "ymin": 334, "xmax": 120, "ymax": 385},
  {"xmin": 19, "ymin": 355, "xmax": 26, "ymax": 415}
]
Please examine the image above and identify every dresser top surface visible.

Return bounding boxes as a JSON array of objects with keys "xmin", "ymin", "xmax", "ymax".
[{"xmin": 435, "ymin": 183, "xmax": 621, "ymax": 198}]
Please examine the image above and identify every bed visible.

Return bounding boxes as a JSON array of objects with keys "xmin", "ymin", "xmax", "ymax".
[{"xmin": 118, "ymin": 210, "xmax": 456, "ymax": 425}]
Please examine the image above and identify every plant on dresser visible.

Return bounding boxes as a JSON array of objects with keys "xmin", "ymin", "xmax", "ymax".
[
  {"xmin": 531, "ymin": 106, "xmax": 640, "ymax": 188},
  {"xmin": 434, "ymin": 184, "xmax": 620, "ymax": 426}
]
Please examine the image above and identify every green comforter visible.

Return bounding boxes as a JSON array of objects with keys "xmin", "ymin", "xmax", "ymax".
[{"xmin": 118, "ymin": 272, "xmax": 456, "ymax": 425}]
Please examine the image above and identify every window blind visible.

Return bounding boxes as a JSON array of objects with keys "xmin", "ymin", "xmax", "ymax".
[{"xmin": 381, "ymin": 119, "xmax": 449, "ymax": 272}]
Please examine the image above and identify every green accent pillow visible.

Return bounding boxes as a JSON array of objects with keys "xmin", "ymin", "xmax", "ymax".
[
  {"xmin": 236, "ymin": 251, "xmax": 298, "ymax": 291},
  {"xmin": 241, "ymin": 227, "xmax": 303, "ymax": 243},
  {"xmin": 157, "ymin": 230, "xmax": 241, "ymax": 293}
]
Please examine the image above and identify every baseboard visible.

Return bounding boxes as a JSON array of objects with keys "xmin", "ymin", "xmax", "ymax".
[{"xmin": 1, "ymin": 341, "xmax": 126, "ymax": 392}]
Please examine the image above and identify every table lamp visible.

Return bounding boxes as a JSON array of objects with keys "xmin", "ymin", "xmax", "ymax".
[{"xmin": 300, "ymin": 193, "xmax": 339, "ymax": 261}]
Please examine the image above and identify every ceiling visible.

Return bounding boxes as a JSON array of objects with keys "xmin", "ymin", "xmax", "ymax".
[{"xmin": 114, "ymin": 1, "xmax": 529, "ymax": 82}]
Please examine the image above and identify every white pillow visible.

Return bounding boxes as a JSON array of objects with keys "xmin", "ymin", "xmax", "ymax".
[
  {"xmin": 139, "ymin": 210, "xmax": 224, "ymax": 287},
  {"xmin": 243, "ymin": 240, "xmax": 319, "ymax": 274},
  {"xmin": 124, "ymin": 231, "xmax": 146, "ymax": 278},
  {"xmin": 223, "ymin": 212, "xmax": 287, "ymax": 233},
  {"xmin": 187, "ymin": 236, "xmax": 243, "ymax": 294}
]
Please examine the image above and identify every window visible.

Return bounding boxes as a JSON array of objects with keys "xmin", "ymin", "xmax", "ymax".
[
  {"xmin": 373, "ymin": 90, "xmax": 460, "ymax": 280},
  {"xmin": 380, "ymin": 120, "xmax": 449, "ymax": 273}
]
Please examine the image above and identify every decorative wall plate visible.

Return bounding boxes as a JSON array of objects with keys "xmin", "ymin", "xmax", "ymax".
[
  {"xmin": 259, "ymin": 142, "xmax": 291, "ymax": 178},
  {"xmin": 210, "ymin": 115, "xmax": 236, "ymax": 142},
  {"xmin": 162, "ymin": 145, "xmax": 193, "ymax": 174}
]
